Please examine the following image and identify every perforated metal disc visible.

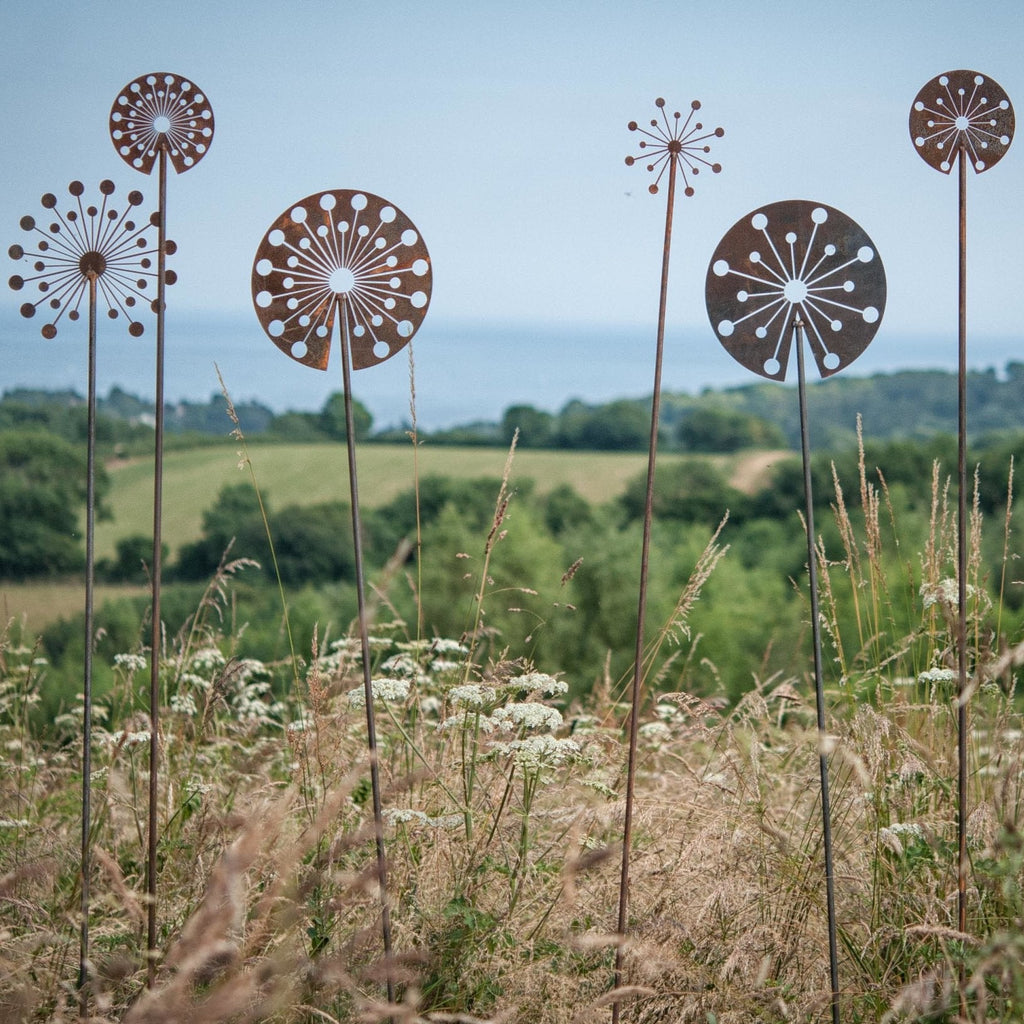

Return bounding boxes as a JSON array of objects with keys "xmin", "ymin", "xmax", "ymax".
[
  {"xmin": 252, "ymin": 189, "xmax": 432, "ymax": 371},
  {"xmin": 910, "ymin": 70, "xmax": 1014, "ymax": 174},
  {"xmin": 706, "ymin": 200, "xmax": 885, "ymax": 381},
  {"xmin": 110, "ymin": 72, "xmax": 214, "ymax": 175}
]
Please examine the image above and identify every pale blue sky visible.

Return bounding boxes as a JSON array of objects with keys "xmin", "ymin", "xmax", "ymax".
[{"xmin": 1, "ymin": 0, "xmax": 1022, "ymax": 413}]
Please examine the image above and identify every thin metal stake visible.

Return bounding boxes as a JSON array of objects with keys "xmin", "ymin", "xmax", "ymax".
[
  {"xmin": 146, "ymin": 141, "xmax": 168, "ymax": 988},
  {"xmin": 613, "ymin": 148, "xmax": 676, "ymax": 1024},
  {"xmin": 78, "ymin": 274, "xmax": 98, "ymax": 1016},
  {"xmin": 339, "ymin": 303, "xmax": 395, "ymax": 1008},
  {"xmin": 794, "ymin": 314, "xmax": 841, "ymax": 1024},
  {"xmin": 956, "ymin": 138, "xmax": 969, "ymax": 1010}
]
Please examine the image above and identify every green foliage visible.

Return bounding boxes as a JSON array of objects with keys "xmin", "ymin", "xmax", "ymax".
[
  {"xmin": 619, "ymin": 458, "xmax": 748, "ymax": 524},
  {"xmin": 96, "ymin": 534, "xmax": 169, "ymax": 584},
  {"xmin": 678, "ymin": 405, "xmax": 786, "ymax": 452},
  {"xmin": 0, "ymin": 430, "xmax": 108, "ymax": 579}
]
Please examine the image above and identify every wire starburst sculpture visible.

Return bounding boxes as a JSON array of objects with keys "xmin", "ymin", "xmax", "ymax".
[
  {"xmin": 110, "ymin": 72, "xmax": 214, "ymax": 174},
  {"xmin": 706, "ymin": 201, "xmax": 885, "ymax": 380},
  {"xmin": 9, "ymin": 180, "xmax": 172, "ymax": 338},
  {"xmin": 910, "ymin": 69, "xmax": 1014, "ymax": 174},
  {"xmin": 625, "ymin": 97, "xmax": 723, "ymax": 195},
  {"xmin": 253, "ymin": 189, "xmax": 432, "ymax": 370}
]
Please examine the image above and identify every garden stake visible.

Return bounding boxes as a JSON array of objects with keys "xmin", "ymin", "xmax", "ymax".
[
  {"xmin": 8, "ymin": 181, "xmax": 167, "ymax": 1015},
  {"xmin": 109, "ymin": 71, "xmax": 213, "ymax": 983},
  {"xmin": 908, "ymin": 74, "xmax": 1014, "ymax": 980},
  {"xmin": 108, "ymin": 72, "xmax": 211, "ymax": 983},
  {"xmin": 706, "ymin": 199, "xmax": 888, "ymax": 1024},
  {"xmin": 614, "ymin": 97, "xmax": 722, "ymax": 1023},
  {"xmin": 252, "ymin": 188, "xmax": 433, "ymax": 1009}
]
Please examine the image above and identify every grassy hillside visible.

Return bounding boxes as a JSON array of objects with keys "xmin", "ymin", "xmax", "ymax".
[{"xmin": 94, "ymin": 441, "xmax": 791, "ymax": 560}]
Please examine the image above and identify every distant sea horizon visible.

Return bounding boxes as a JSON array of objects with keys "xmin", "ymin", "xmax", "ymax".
[{"xmin": 1, "ymin": 311, "xmax": 1021, "ymax": 431}]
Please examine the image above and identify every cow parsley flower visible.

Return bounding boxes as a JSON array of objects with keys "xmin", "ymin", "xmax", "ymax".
[
  {"xmin": 503, "ymin": 672, "xmax": 568, "ymax": 698},
  {"xmin": 491, "ymin": 735, "xmax": 581, "ymax": 770},
  {"xmin": 347, "ymin": 677, "xmax": 411, "ymax": 709},
  {"xmin": 492, "ymin": 702, "xmax": 563, "ymax": 733},
  {"xmin": 449, "ymin": 684, "xmax": 497, "ymax": 710}
]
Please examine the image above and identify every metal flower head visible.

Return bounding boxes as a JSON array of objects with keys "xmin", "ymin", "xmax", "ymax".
[
  {"xmin": 8, "ymin": 180, "xmax": 174, "ymax": 339},
  {"xmin": 626, "ymin": 98, "xmax": 723, "ymax": 195},
  {"xmin": 110, "ymin": 72, "xmax": 214, "ymax": 174},
  {"xmin": 252, "ymin": 189, "xmax": 432, "ymax": 371},
  {"xmin": 706, "ymin": 200, "xmax": 885, "ymax": 381},
  {"xmin": 910, "ymin": 70, "xmax": 1014, "ymax": 174}
]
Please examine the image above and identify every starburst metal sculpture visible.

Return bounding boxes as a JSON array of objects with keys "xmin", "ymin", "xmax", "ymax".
[
  {"xmin": 706, "ymin": 199, "xmax": 887, "ymax": 1024},
  {"xmin": 252, "ymin": 188, "xmax": 432, "ymax": 1006},
  {"xmin": 613, "ymin": 97, "xmax": 723, "ymax": 1024},
  {"xmin": 909, "ymin": 70, "xmax": 1015, "ymax": 988},
  {"xmin": 8, "ymin": 180, "xmax": 168, "ymax": 1006},
  {"xmin": 109, "ymin": 71, "xmax": 214, "ymax": 982}
]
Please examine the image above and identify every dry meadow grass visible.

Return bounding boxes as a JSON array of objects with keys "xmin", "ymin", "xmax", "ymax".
[{"xmin": 3, "ymin": 442, "xmax": 1024, "ymax": 1023}]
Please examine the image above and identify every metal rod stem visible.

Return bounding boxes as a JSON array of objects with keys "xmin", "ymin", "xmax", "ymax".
[
  {"xmin": 146, "ymin": 144, "xmax": 169, "ymax": 986},
  {"xmin": 613, "ymin": 152, "xmax": 677, "ymax": 1023},
  {"xmin": 795, "ymin": 314, "xmax": 841, "ymax": 1024},
  {"xmin": 78, "ymin": 275, "xmax": 98, "ymax": 1017},
  {"xmin": 339, "ymin": 302, "xmax": 395, "ymax": 1009},
  {"xmin": 956, "ymin": 139, "xmax": 970, "ymax": 1010}
]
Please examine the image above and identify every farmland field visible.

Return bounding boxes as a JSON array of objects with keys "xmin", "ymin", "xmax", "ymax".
[{"xmin": 92, "ymin": 441, "xmax": 791, "ymax": 560}]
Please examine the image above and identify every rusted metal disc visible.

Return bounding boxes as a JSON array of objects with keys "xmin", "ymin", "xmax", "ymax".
[
  {"xmin": 910, "ymin": 70, "xmax": 1014, "ymax": 174},
  {"xmin": 251, "ymin": 189, "xmax": 432, "ymax": 371},
  {"xmin": 706, "ymin": 200, "xmax": 885, "ymax": 381},
  {"xmin": 110, "ymin": 72, "xmax": 214, "ymax": 175},
  {"xmin": 8, "ymin": 180, "xmax": 169, "ymax": 339}
]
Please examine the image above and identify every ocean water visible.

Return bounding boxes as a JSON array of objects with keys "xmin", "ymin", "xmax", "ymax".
[{"xmin": 1, "ymin": 311, "xmax": 1020, "ymax": 430}]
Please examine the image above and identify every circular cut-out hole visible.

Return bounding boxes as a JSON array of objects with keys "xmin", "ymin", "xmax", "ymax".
[
  {"xmin": 397, "ymin": 320, "xmax": 414, "ymax": 337},
  {"xmin": 269, "ymin": 229, "xmax": 285, "ymax": 246},
  {"xmin": 857, "ymin": 246, "xmax": 874, "ymax": 263},
  {"xmin": 153, "ymin": 114, "xmax": 171, "ymax": 133},
  {"xmin": 830, "ymin": 319, "xmax": 842, "ymax": 332},
  {"xmin": 330, "ymin": 267, "xmax": 355, "ymax": 293},
  {"xmin": 712, "ymin": 259, "xmax": 729, "ymax": 277},
  {"xmin": 380, "ymin": 206, "xmax": 397, "ymax": 222},
  {"xmin": 411, "ymin": 290, "xmax": 428, "ymax": 308},
  {"xmin": 291, "ymin": 206, "xmax": 307, "ymax": 223},
  {"xmin": 862, "ymin": 306, "xmax": 880, "ymax": 324},
  {"xmin": 737, "ymin": 290, "xmax": 748, "ymax": 302},
  {"xmin": 751, "ymin": 213, "xmax": 768, "ymax": 230},
  {"xmin": 755, "ymin": 327, "xmax": 768, "ymax": 339},
  {"xmin": 811, "ymin": 207, "xmax": 828, "ymax": 224},
  {"xmin": 824, "ymin": 352, "xmax": 841, "ymax": 369},
  {"xmin": 764, "ymin": 358, "xmax": 781, "ymax": 375},
  {"xmin": 351, "ymin": 194, "xmax": 368, "ymax": 210},
  {"xmin": 255, "ymin": 258, "xmax": 273, "ymax": 276},
  {"xmin": 255, "ymin": 290, "xmax": 272, "ymax": 308},
  {"xmin": 718, "ymin": 320, "xmax": 735, "ymax": 337},
  {"xmin": 269, "ymin": 319, "xmax": 284, "ymax": 337},
  {"xmin": 374, "ymin": 340, "xmax": 390, "ymax": 358},
  {"xmin": 783, "ymin": 280, "xmax": 807, "ymax": 303},
  {"xmin": 291, "ymin": 341, "xmax": 307, "ymax": 359},
  {"xmin": 401, "ymin": 229, "xmax": 419, "ymax": 246},
  {"xmin": 320, "ymin": 193, "xmax": 337, "ymax": 211}
]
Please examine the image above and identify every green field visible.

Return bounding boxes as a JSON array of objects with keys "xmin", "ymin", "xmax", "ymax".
[{"xmin": 93, "ymin": 441, "xmax": 789, "ymax": 560}]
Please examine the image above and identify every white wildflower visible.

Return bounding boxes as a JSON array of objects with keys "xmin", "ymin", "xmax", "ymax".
[
  {"xmin": 383, "ymin": 808, "xmax": 431, "ymax": 826},
  {"xmin": 430, "ymin": 658, "xmax": 461, "ymax": 674},
  {"xmin": 179, "ymin": 672, "xmax": 212, "ymax": 692},
  {"xmin": 639, "ymin": 721, "xmax": 672, "ymax": 745},
  {"xmin": 347, "ymin": 677, "xmax": 411, "ymax": 709},
  {"xmin": 880, "ymin": 821, "xmax": 925, "ymax": 856},
  {"xmin": 114, "ymin": 653, "xmax": 148, "ymax": 674},
  {"xmin": 110, "ymin": 730, "xmax": 151, "ymax": 748},
  {"xmin": 655, "ymin": 703, "xmax": 682, "ymax": 723},
  {"xmin": 438, "ymin": 711, "xmax": 499, "ymax": 733},
  {"xmin": 0, "ymin": 818, "xmax": 30, "ymax": 829},
  {"xmin": 431, "ymin": 638, "xmax": 468, "ymax": 655},
  {"xmin": 189, "ymin": 648, "xmax": 226, "ymax": 674},
  {"xmin": 449, "ymin": 684, "xmax": 496, "ymax": 710},
  {"xmin": 170, "ymin": 693, "xmax": 197, "ymax": 716},
  {"xmin": 419, "ymin": 695, "xmax": 442, "ymax": 716},
  {"xmin": 503, "ymin": 672, "xmax": 568, "ymax": 698},
  {"xmin": 491, "ymin": 735, "xmax": 581, "ymax": 770},
  {"xmin": 492, "ymin": 702, "xmax": 563, "ymax": 733},
  {"xmin": 380, "ymin": 653, "xmax": 427, "ymax": 682},
  {"xmin": 918, "ymin": 668, "xmax": 957, "ymax": 686}
]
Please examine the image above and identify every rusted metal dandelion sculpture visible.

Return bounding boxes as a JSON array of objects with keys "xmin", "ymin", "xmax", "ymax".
[
  {"xmin": 8, "ymin": 179, "xmax": 169, "ymax": 1007},
  {"xmin": 909, "ymin": 71, "xmax": 1014, "ymax": 964},
  {"xmin": 252, "ymin": 188, "xmax": 432, "ymax": 1003},
  {"xmin": 614, "ymin": 98, "xmax": 723, "ymax": 1023},
  {"xmin": 109, "ymin": 71, "xmax": 214, "ymax": 981},
  {"xmin": 706, "ymin": 199, "xmax": 886, "ymax": 1024}
]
